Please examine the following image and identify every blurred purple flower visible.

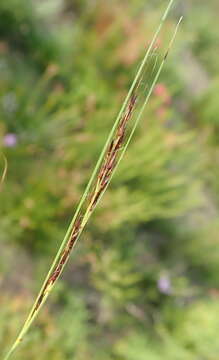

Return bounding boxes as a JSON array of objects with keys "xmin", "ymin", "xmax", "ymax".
[
  {"xmin": 157, "ymin": 274, "xmax": 171, "ymax": 295},
  {"xmin": 3, "ymin": 133, "xmax": 17, "ymax": 147}
]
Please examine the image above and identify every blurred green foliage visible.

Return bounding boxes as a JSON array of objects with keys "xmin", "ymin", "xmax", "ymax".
[{"xmin": 1, "ymin": 0, "xmax": 219, "ymax": 359}]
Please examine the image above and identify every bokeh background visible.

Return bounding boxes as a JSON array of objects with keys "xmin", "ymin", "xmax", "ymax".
[{"xmin": 1, "ymin": 0, "xmax": 219, "ymax": 359}]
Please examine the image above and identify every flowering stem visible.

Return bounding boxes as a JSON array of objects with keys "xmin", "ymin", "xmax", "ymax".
[{"xmin": 3, "ymin": 1, "xmax": 181, "ymax": 359}]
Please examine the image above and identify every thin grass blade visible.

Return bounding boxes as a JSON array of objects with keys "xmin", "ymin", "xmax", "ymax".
[{"xmin": 0, "ymin": 153, "xmax": 8, "ymax": 192}]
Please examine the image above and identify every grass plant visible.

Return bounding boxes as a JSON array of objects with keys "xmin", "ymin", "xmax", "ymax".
[{"xmin": 3, "ymin": 1, "xmax": 182, "ymax": 358}]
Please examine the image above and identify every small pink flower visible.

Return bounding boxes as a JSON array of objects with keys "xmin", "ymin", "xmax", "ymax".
[
  {"xmin": 154, "ymin": 83, "xmax": 171, "ymax": 105},
  {"xmin": 157, "ymin": 274, "xmax": 172, "ymax": 295},
  {"xmin": 3, "ymin": 133, "xmax": 17, "ymax": 147}
]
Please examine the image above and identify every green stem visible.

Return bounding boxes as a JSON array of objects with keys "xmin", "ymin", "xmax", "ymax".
[{"xmin": 3, "ymin": 1, "xmax": 178, "ymax": 359}]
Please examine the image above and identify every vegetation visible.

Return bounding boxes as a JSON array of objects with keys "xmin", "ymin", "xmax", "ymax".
[{"xmin": 1, "ymin": 0, "xmax": 219, "ymax": 359}]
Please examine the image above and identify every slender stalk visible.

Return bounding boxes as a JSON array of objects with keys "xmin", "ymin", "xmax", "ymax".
[
  {"xmin": 0, "ymin": 153, "xmax": 7, "ymax": 192},
  {"xmin": 3, "ymin": 2, "xmax": 181, "ymax": 359}
]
